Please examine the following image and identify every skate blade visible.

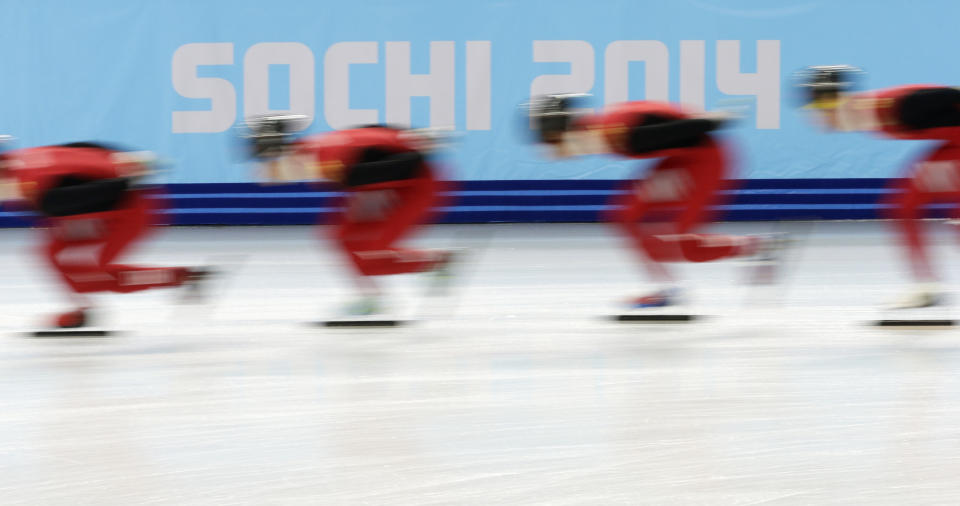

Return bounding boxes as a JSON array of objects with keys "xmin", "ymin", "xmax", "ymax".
[
  {"xmin": 613, "ymin": 313, "xmax": 697, "ymax": 323},
  {"xmin": 28, "ymin": 329, "xmax": 114, "ymax": 337},
  {"xmin": 317, "ymin": 319, "xmax": 406, "ymax": 328},
  {"xmin": 874, "ymin": 300, "xmax": 954, "ymax": 328},
  {"xmin": 873, "ymin": 319, "xmax": 956, "ymax": 328}
]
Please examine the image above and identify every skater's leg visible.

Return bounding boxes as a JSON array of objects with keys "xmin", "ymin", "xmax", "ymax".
[
  {"xmin": 42, "ymin": 223, "xmax": 98, "ymax": 310},
  {"xmin": 611, "ymin": 149, "xmax": 754, "ymax": 271},
  {"xmin": 883, "ymin": 142, "xmax": 960, "ymax": 308},
  {"xmin": 885, "ymin": 143, "xmax": 960, "ymax": 283},
  {"xmin": 337, "ymin": 174, "xmax": 446, "ymax": 278},
  {"xmin": 648, "ymin": 145, "xmax": 757, "ymax": 263},
  {"xmin": 98, "ymin": 193, "xmax": 189, "ymax": 293},
  {"xmin": 660, "ymin": 188, "xmax": 758, "ymax": 263},
  {"xmin": 45, "ymin": 194, "xmax": 190, "ymax": 296},
  {"xmin": 608, "ymin": 179, "xmax": 675, "ymax": 284}
]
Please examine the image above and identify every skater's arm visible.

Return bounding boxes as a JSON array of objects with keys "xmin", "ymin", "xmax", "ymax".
[
  {"xmin": 38, "ymin": 176, "xmax": 131, "ymax": 216},
  {"xmin": 626, "ymin": 116, "xmax": 724, "ymax": 154},
  {"xmin": 261, "ymin": 155, "xmax": 313, "ymax": 183},
  {"xmin": 897, "ymin": 88, "xmax": 960, "ymax": 130},
  {"xmin": 343, "ymin": 150, "xmax": 425, "ymax": 188},
  {"xmin": 0, "ymin": 156, "xmax": 22, "ymax": 201}
]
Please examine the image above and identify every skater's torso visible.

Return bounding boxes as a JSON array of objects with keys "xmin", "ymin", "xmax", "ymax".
[
  {"xmin": 2, "ymin": 145, "xmax": 122, "ymax": 206},
  {"xmin": 578, "ymin": 101, "xmax": 708, "ymax": 159},
  {"xmin": 841, "ymin": 85, "xmax": 960, "ymax": 140},
  {"xmin": 293, "ymin": 127, "xmax": 425, "ymax": 189}
]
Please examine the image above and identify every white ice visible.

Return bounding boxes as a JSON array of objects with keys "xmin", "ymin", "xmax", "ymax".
[{"xmin": 3, "ymin": 222, "xmax": 960, "ymax": 504}]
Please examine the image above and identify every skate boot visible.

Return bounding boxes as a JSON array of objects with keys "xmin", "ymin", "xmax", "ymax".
[
  {"xmin": 180, "ymin": 267, "xmax": 216, "ymax": 303},
  {"xmin": 342, "ymin": 294, "xmax": 385, "ymax": 317},
  {"xmin": 53, "ymin": 308, "xmax": 89, "ymax": 329},
  {"xmin": 629, "ymin": 287, "xmax": 679, "ymax": 309},
  {"xmin": 31, "ymin": 307, "xmax": 114, "ymax": 337},
  {"xmin": 321, "ymin": 294, "xmax": 404, "ymax": 327},
  {"xmin": 747, "ymin": 232, "xmax": 790, "ymax": 285},
  {"xmin": 887, "ymin": 283, "xmax": 945, "ymax": 310},
  {"xmin": 874, "ymin": 283, "xmax": 956, "ymax": 327},
  {"xmin": 616, "ymin": 287, "xmax": 699, "ymax": 322},
  {"xmin": 426, "ymin": 249, "xmax": 462, "ymax": 297}
]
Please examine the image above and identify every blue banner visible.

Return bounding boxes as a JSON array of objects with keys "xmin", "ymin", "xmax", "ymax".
[{"xmin": 0, "ymin": 0, "xmax": 955, "ymax": 184}]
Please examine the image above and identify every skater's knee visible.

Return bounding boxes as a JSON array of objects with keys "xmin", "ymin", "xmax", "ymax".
[
  {"xmin": 342, "ymin": 237, "xmax": 382, "ymax": 256},
  {"xmin": 887, "ymin": 195, "xmax": 921, "ymax": 220},
  {"xmin": 44, "ymin": 242, "xmax": 63, "ymax": 261},
  {"xmin": 607, "ymin": 204, "xmax": 642, "ymax": 227},
  {"xmin": 678, "ymin": 241, "xmax": 712, "ymax": 262},
  {"xmin": 639, "ymin": 233, "xmax": 674, "ymax": 259}
]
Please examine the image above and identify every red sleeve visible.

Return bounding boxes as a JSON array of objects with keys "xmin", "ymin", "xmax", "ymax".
[
  {"xmin": 578, "ymin": 101, "xmax": 690, "ymax": 158},
  {"xmin": 863, "ymin": 85, "xmax": 957, "ymax": 140},
  {"xmin": 5, "ymin": 146, "xmax": 121, "ymax": 205},
  {"xmin": 293, "ymin": 128, "xmax": 417, "ymax": 184}
]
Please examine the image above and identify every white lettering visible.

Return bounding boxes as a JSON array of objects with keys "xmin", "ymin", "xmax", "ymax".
[
  {"xmin": 716, "ymin": 40, "xmax": 780, "ymax": 129},
  {"xmin": 679, "ymin": 40, "xmax": 706, "ymax": 111},
  {"xmin": 604, "ymin": 41, "xmax": 669, "ymax": 105},
  {"xmin": 324, "ymin": 42, "xmax": 379, "ymax": 130},
  {"xmin": 171, "ymin": 43, "xmax": 237, "ymax": 133},
  {"xmin": 465, "ymin": 41, "xmax": 492, "ymax": 130},
  {"xmin": 169, "ymin": 39, "xmax": 785, "ymax": 134},
  {"xmin": 243, "ymin": 42, "xmax": 315, "ymax": 129},
  {"xmin": 385, "ymin": 41, "xmax": 456, "ymax": 128},
  {"xmin": 530, "ymin": 40, "xmax": 595, "ymax": 103}
]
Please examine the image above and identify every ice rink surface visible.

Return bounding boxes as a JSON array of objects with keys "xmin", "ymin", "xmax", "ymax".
[{"xmin": 4, "ymin": 222, "xmax": 960, "ymax": 504}]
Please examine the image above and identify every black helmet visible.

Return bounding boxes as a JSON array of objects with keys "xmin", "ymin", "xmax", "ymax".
[
  {"xmin": 243, "ymin": 115, "xmax": 307, "ymax": 160},
  {"xmin": 524, "ymin": 94, "xmax": 590, "ymax": 144},
  {"xmin": 795, "ymin": 65, "xmax": 863, "ymax": 108}
]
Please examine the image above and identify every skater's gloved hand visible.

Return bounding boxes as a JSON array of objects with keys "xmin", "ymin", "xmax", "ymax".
[
  {"xmin": 398, "ymin": 127, "xmax": 458, "ymax": 153},
  {"xmin": 0, "ymin": 179, "xmax": 22, "ymax": 201},
  {"xmin": 111, "ymin": 151, "xmax": 158, "ymax": 180},
  {"xmin": 695, "ymin": 109, "xmax": 739, "ymax": 128},
  {"xmin": 258, "ymin": 154, "xmax": 314, "ymax": 184},
  {"xmin": 698, "ymin": 98, "xmax": 753, "ymax": 128}
]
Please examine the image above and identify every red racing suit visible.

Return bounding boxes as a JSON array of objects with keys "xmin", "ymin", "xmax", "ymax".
[
  {"xmin": 580, "ymin": 102, "xmax": 754, "ymax": 278},
  {"xmin": 2, "ymin": 144, "xmax": 188, "ymax": 294},
  {"xmin": 291, "ymin": 127, "xmax": 448, "ymax": 277},
  {"xmin": 850, "ymin": 85, "xmax": 960, "ymax": 280}
]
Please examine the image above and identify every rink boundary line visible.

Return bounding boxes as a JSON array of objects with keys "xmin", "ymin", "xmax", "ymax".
[
  {"xmin": 0, "ymin": 178, "xmax": 931, "ymax": 226},
  {"xmin": 155, "ymin": 203, "xmax": 911, "ymax": 213},
  {"xmin": 153, "ymin": 188, "xmax": 895, "ymax": 199}
]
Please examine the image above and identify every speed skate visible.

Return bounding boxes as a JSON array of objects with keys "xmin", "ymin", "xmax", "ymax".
[
  {"xmin": 318, "ymin": 317, "xmax": 406, "ymax": 328},
  {"xmin": 873, "ymin": 319, "xmax": 956, "ymax": 327},
  {"xmin": 871, "ymin": 286, "xmax": 956, "ymax": 327},
  {"xmin": 613, "ymin": 299, "xmax": 701, "ymax": 323},
  {"xmin": 614, "ymin": 313, "xmax": 697, "ymax": 323},
  {"xmin": 28, "ymin": 328, "xmax": 114, "ymax": 337},
  {"xmin": 872, "ymin": 307, "xmax": 957, "ymax": 328}
]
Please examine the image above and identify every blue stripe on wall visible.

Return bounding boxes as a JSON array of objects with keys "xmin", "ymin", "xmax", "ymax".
[{"xmin": 0, "ymin": 179, "xmax": 929, "ymax": 227}]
